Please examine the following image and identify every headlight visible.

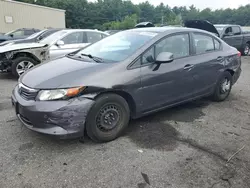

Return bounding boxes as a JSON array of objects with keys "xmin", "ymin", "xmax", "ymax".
[{"xmin": 36, "ymin": 87, "xmax": 85, "ymax": 101}]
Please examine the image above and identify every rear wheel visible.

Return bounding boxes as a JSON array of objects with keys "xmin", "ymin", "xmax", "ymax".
[
  {"xmin": 11, "ymin": 57, "xmax": 38, "ymax": 78},
  {"xmin": 242, "ymin": 43, "xmax": 250, "ymax": 56},
  {"xmin": 86, "ymin": 94, "xmax": 130, "ymax": 142},
  {"xmin": 212, "ymin": 71, "xmax": 232, "ymax": 102}
]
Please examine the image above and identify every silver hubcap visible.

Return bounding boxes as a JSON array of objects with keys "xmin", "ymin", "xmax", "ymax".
[
  {"xmin": 244, "ymin": 46, "xmax": 249, "ymax": 55},
  {"xmin": 221, "ymin": 78, "xmax": 231, "ymax": 93},
  {"xmin": 16, "ymin": 61, "xmax": 34, "ymax": 76}
]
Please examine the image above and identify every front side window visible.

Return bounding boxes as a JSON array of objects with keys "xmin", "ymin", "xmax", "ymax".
[
  {"xmin": 194, "ymin": 33, "xmax": 215, "ymax": 54},
  {"xmin": 225, "ymin": 27, "xmax": 233, "ymax": 34},
  {"xmin": 11, "ymin": 30, "xmax": 24, "ymax": 37},
  {"xmin": 62, "ymin": 32, "xmax": 85, "ymax": 44},
  {"xmin": 155, "ymin": 34, "xmax": 190, "ymax": 59}
]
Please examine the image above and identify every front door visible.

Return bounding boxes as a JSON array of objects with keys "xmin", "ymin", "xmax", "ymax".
[
  {"xmin": 138, "ymin": 33, "xmax": 196, "ymax": 113},
  {"xmin": 49, "ymin": 31, "xmax": 88, "ymax": 60}
]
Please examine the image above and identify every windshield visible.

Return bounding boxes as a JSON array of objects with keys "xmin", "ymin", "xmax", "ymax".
[
  {"xmin": 76, "ymin": 31, "xmax": 158, "ymax": 62},
  {"xmin": 39, "ymin": 30, "xmax": 68, "ymax": 45},
  {"xmin": 27, "ymin": 30, "xmax": 44, "ymax": 39}
]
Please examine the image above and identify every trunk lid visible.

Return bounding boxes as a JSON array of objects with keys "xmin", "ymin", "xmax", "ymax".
[{"xmin": 184, "ymin": 20, "xmax": 220, "ymax": 36}]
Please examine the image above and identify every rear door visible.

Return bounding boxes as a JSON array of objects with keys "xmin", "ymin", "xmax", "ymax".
[
  {"xmin": 190, "ymin": 32, "xmax": 225, "ymax": 95},
  {"xmin": 49, "ymin": 31, "xmax": 87, "ymax": 60},
  {"xmin": 139, "ymin": 33, "xmax": 196, "ymax": 112}
]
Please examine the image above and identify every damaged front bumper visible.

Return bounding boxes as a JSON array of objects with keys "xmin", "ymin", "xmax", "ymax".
[{"xmin": 11, "ymin": 85, "xmax": 95, "ymax": 139}]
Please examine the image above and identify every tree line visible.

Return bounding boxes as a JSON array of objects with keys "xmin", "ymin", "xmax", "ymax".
[{"xmin": 16, "ymin": 0, "xmax": 250, "ymax": 30}]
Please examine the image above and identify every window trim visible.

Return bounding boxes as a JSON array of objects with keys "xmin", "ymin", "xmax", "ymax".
[
  {"xmin": 191, "ymin": 32, "xmax": 223, "ymax": 56},
  {"xmin": 128, "ymin": 32, "xmax": 192, "ymax": 69}
]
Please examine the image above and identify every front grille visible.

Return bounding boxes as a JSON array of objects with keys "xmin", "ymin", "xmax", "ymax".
[{"xmin": 18, "ymin": 84, "xmax": 38, "ymax": 101}]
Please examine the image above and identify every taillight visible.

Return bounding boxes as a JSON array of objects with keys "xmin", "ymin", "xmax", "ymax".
[{"xmin": 238, "ymin": 51, "xmax": 241, "ymax": 57}]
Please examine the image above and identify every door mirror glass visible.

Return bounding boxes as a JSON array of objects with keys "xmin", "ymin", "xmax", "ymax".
[
  {"xmin": 156, "ymin": 52, "xmax": 174, "ymax": 64},
  {"xmin": 37, "ymin": 36, "xmax": 43, "ymax": 41},
  {"xmin": 56, "ymin": 40, "xmax": 64, "ymax": 46}
]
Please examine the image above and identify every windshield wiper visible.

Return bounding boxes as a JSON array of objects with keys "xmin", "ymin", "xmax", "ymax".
[{"xmin": 80, "ymin": 53, "xmax": 104, "ymax": 63}]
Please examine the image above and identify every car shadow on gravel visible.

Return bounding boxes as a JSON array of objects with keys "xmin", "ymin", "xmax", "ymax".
[{"xmin": 126, "ymin": 99, "xmax": 210, "ymax": 151}]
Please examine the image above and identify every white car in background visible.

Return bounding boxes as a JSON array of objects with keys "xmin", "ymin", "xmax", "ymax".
[{"xmin": 0, "ymin": 29, "xmax": 109, "ymax": 77}]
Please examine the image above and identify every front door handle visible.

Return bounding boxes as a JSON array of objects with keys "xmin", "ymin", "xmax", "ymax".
[
  {"xmin": 184, "ymin": 64, "xmax": 194, "ymax": 70},
  {"xmin": 217, "ymin": 56, "xmax": 224, "ymax": 61}
]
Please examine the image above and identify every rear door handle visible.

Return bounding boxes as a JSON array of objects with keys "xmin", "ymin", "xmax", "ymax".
[
  {"xmin": 217, "ymin": 56, "xmax": 224, "ymax": 61},
  {"xmin": 184, "ymin": 64, "xmax": 194, "ymax": 70}
]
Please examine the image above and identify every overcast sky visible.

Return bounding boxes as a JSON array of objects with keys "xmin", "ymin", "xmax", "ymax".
[{"xmin": 89, "ymin": 0, "xmax": 250, "ymax": 10}]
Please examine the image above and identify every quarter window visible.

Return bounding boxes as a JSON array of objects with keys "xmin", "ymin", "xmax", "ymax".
[
  {"xmin": 142, "ymin": 47, "xmax": 155, "ymax": 65},
  {"xmin": 193, "ymin": 34, "xmax": 215, "ymax": 54},
  {"xmin": 155, "ymin": 34, "xmax": 190, "ymax": 59},
  {"xmin": 214, "ymin": 39, "xmax": 221, "ymax": 50}
]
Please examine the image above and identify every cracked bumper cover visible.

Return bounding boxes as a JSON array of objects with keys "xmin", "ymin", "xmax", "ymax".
[{"xmin": 11, "ymin": 86, "xmax": 95, "ymax": 139}]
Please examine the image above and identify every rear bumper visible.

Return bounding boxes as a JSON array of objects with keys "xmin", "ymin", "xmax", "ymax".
[
  {"xmin": 232, "ymin": 66, "xmax": 241, "ymax": 85},
  {"xmin": 12, "ymin": 85, "xmax": 95, "ymax": 139}
]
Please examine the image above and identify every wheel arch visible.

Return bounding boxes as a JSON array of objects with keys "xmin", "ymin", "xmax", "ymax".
[
  {"xmin": 94, "ymin": 90, "xmax": 137, "ymax": 119},
  {"xmin": 225, "ymin": 69, "xmax": 234, "ymax": 76},
  {"xmin": 13, "ymin": 52, "xmax": 41, "ymax": 63}
]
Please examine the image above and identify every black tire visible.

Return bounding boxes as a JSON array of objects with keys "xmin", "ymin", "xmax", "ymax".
[
  {"xmin": 11, "ymin": 57, "xmax": 38, "ymax": 78},
  {"xmin": 242, "ymin": 43, "xmax": 250, "ymax": 56},
  {"xmin": 212, "ymin": 71, "xmax": 233, "ymax": 102},
  {"xmin": 86, "ymin": 94, "xmax": 130, "ymax": 142}
]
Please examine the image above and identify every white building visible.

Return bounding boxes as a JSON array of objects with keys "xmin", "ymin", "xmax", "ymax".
[{"xmin": 0, "ymin": 0, "xmax": 66, "ymax": 33}]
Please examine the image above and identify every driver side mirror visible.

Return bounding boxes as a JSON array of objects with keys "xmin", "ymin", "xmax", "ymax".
[
  {"xmin": 156, "ymin": 52, "xmax": 174, "ymax": 64},
  {"xmin": 56, "ymin": 40, "xmax": 64, "ymax": 46},
  {"xmin": 37, "ymin": 36, "xmax": 43, "ymax": 41}
]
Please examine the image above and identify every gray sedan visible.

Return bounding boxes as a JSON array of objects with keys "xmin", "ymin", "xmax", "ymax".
[{"xmin": 12, "ymin": 27, "xmax": 241, "ymax": 142}]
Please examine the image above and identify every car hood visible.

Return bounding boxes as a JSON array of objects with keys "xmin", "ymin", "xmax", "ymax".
[
  {"xmin": 0, "ymin": 42, "xmax": 46, "ymax": 53},
  {"xmin": 184, "ymin": 20, "xmax": 220, "ymax": 36},
  {"xmin": 20, "ymin": 57, "xmax": 117, "ymax": 89}
]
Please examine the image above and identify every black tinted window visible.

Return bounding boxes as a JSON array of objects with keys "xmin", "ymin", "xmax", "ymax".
[
  {"xmin": 225, "ymin": 27, "xmax": 232, "ymax": 34},
  {"xmin": 155, "ymin": 34, "xmax": 190, "ymax": 59},
  {"xmin": 62, "ymin": 32, "xmax": 84, "ymax": 44},
  {"xmin": 232, "ymin": 26, "xmax": 241, "ymax": 35},
  {"xmin": 194, "ymin": 33, "xmax": 214, "ymax": 54},
  {"xmin": 87, "ymin": 32, "xmax": 103, "ymax": 43}
]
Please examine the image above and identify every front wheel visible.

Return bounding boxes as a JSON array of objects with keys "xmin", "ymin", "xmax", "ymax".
[
  {"xmin": 86, "ymin": 94, "xmax": 130, "ymax": 142},
  {"xmin": 11, "ymin": 57, "xmax": 38, "ymax": 78},
  {"xmin": 212, "ymin": 71, "xmax": 232, "ymax": 102}
]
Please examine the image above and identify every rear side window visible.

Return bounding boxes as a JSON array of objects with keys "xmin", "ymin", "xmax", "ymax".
[
  {"xmin": 24, "ymin": 30, "xmax": 35, "ymax": 36},
  {"xmin": 61, "ymin": 32, "xmax": 86, "ymax": 44},
  {"xmin": 87, "ymin": 32, "xmax": 103, "ymax": 43},
  {"xmin": 193, "ymin": 33, "xmax": 215, "ymax": 54}
]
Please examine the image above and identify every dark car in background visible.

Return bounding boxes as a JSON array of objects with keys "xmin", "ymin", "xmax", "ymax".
[
  {"xmin": 185, "ymin": 20, "xmax": 250, "ymax": 55},
  {"xmin": 0, "ymin": 29, "xmax": 62, "ymax": 46},
  {"xmin": 12, "ymin": 27, "xmax": 241, "ymax": 142},
  {"xmin": 0, "ymin": 28, "xmax": 40, "ymax": 43}
]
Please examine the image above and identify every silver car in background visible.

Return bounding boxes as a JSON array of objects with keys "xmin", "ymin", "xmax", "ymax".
[{"xmin": 0, "ymin": 29, "xmax": 109, "ymax": 77}]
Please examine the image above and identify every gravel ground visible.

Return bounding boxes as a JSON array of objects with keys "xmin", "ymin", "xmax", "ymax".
[{"xmin": 0, "ymin": 57, "xmax": 250, "ymax": 188}]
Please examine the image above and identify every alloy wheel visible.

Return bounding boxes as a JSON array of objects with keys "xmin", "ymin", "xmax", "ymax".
[{"xmin": 16, "ymin": 61, "xmax": 34, "ymax": 76}]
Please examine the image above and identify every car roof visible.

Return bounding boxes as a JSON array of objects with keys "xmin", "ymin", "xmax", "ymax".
[
  {"xmin": 60, "ymin": 29, "xmax": 109, "ymax": 35},
  {"xmin": 129, "ymin": 27, "xmax": 214, "ymax": 34},
  {"xmin": 214, "ymin": 24, "xmax": 240, "ymax": 27}
]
